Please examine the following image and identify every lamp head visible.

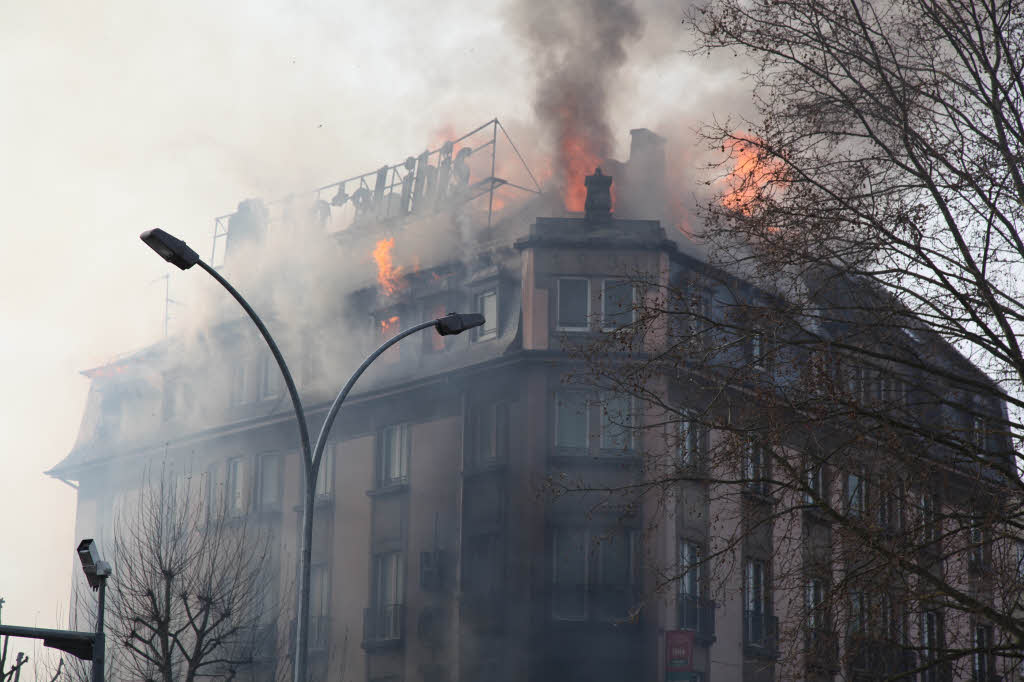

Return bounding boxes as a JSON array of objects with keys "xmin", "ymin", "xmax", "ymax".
[
  {"xmin": 435, "ymin": 312, "xmax": 485, "ymax": 336},
  {"xmin": 140, "ymin": 228, "xmax": 200, "ymax": 270},
  {"xmin": 77, "ymin": 538, "xmax": 111, "ymax": 590}
]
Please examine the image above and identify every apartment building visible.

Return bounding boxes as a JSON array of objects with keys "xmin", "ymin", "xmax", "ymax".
[{"xmin": 48, "ymin": 126, "xmax": 1016, "ymax": 682}]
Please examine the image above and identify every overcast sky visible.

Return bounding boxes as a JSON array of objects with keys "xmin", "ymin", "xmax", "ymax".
[{"xmin": 0, "ymin": 0, "xmax": 747, "ymax": 671}]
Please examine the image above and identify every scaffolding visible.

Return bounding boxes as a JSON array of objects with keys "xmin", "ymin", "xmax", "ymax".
[{"xmin": 210, "ymin": 118, "xmax": 541, "ymax": 266}]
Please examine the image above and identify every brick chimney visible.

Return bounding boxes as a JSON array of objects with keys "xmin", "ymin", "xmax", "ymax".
[{"xmin": 584, "ymin": 167, "xmax": 613, "ymax": 222}]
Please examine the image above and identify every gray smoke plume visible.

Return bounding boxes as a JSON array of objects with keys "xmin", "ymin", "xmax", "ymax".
[{"xmin": 509, "ymin": 0, "xmax": 644, "ymax": 195}]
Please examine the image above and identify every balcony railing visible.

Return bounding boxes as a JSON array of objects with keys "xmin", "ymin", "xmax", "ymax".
[
  {"xmin": 550, "ymin": 585, "xmax": 640, "ymax": 625},
  {"xmin": 743, "ymin": 610, "xmax": 779, "ymax": 658},
  {"xmin": 678, "ymin": 594, "xmax": 716, "ymax": 643},
  {"xmin": 849, "ymin": 639, "xmax": 918, "ymax": 678},
  {"xmin": 363, "ymin": 604, "xmax": 405, "ymax": 648}
]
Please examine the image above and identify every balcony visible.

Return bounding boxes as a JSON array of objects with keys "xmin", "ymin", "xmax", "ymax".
[
  {"xmin": 677, "ymin": 594, "xmax": 716, "ymax": 644},
  {"xmin": 363, "ymin": 604, "xmax": 405, "ymax": 650},
  {"xmin": 850, "ymin": 639, "xmax": 911, "ymax": 677},
  {"xmin": 550, "ymin": 585, "xmax": 640, "ymax": 626},
  {"xmin": 743, "ymin": 610, "xmax": 779, "ymax": 658}
]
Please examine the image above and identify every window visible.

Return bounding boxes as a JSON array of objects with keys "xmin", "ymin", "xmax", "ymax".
[
  {"xmin": 750, "ymin": 331, "xmax": 767, "ymax": 370},
  {"xmin": 310, "ymin": 563, "xmax": 330, "ymax": 620},
  {"xmin": 316, "ymin": 445, "xmax": 334, "ymax": 498},
  {"xmin": 600, "ymin": 392, "xmax": 634, "ymax": 451},
  {"xmin": 745, "ymin": 559, "xmax": 767, "ymax": 614},
  {"xmin": 258, "ymin": 453, "xmax": 281, "ymax": 510},
  {"xmin": 805, "ymin": 578, "xmax": 826, "ymax": 630},
  {"xmin": 877, "ymin": 484, "xmax": 902, "ymax": 531},
  {"xmin": 846, "ymin": 471, "xmax": 865, "ymax": 517},
  {"xmin": 920, "ymin": 491, "xmax": 940, "ymax": 543},
  {"xmin": 372, "ymin": 552, "xmax": 405, "ymax": 607},
  {"xmin": 972, "ymin": 415, "xmax": 988, "ymax": 449},
  {"xmin": 974, "ymin": 624, "xmax": 993, "ymax": 681},
  {"xmin": 744, "ymin": 442, "xmax": 768, "ymax": 494},
  {"xmin": 376, "ymin": 424, "xmax": 410, "ymax": 487},
  {"xmin": 805, "ymin": 463, "xmax": 824, "ymax": 505},
  {"xmin": 969, "ymin": 525, "xmax": 988, "ymax": 572},
  {"xmin": 557, "ymin": 278, "xmax": 590, "ymax": 331},
  {"xmin": 551, "ymin": 527, "xmax": 637, "ymax": 622},
  {"xmin": 601, "ymin": 279, "xmax": 635, "ymax": 331},
  {"xmin": 475, "ymin": 290, "xmax": 498, "ymax": 341},
  {"xmin": 555, "ymin": 392, "xmax": 589, "ymax": 449},
  {"xmin": 163, "ymin": 375, "xmax": 193, "ymax": 421},
  {"xmin": 227, "ymin": 457, "xmax": 246, "ymax": 516},
  {"xmin": 678, "ymin": 415, "xmax": 706, "ymax": 468},
  {"xmin": 921, "ymin": 610, "xmax": 943, "ymax": 681},
  {"xmin": 848, "ymin": 590, "xmax": 867, "ymax": 635},
  {"xmin": 463, "ymin": 533, "xmax": 502, "ymax": 594},
  {"xmin": 261, "ymin": 355, "xmax": 283, "ymax": 399},
  {"xmin": 469, "ymin": 402, "xmax": 509, "ymax": 468},
  {"xmin": 679, "ymin": 541, "xmax": 702, "ymax": 598}
]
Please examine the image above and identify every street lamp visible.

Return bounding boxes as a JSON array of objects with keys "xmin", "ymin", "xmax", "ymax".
[{"xmin": 139, "ymin": 228, "xmax": 484, "ymax": 682}]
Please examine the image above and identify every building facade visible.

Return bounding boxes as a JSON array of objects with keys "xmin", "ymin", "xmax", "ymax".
[{"xmin": 49, "ymin": 127, "xmax": 1018, "ymax": 682}]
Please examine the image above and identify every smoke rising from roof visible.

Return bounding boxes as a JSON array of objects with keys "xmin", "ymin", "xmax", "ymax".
[{"xmin": 509, "ymin": 0, "xmax": 644, "ymax": 201}]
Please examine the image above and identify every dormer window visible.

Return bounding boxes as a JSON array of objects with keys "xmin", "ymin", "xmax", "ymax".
[
  {"xmin": 475, "ymin": 290, "xmax": 498, "ymax": 341},
  {"xmin": 557, "ymin": 278, "xmax": 590, "ymax": 331}
]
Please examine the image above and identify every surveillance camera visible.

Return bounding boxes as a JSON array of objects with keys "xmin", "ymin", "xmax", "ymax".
[{"xmin": 77, "ymin": 539, "xmax": 109, "ymax": 590}]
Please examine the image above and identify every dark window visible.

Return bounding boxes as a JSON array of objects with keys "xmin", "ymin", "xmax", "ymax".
[
  {"xmin": 557, "ymin": 278, "xmax": 590, "ymax": 330},
  {"xmin": 678, "ymin": 414, "xmax": 706, "ymax": 468},
  {"xmin": 805, "ymin": 578, "xmax": 826, "ymax": 630},
  {"xmin": 805, "ymin": 463, "xmax": 824, "ymax": 505},
  {"xmin": 601, "ymin": 279, "xmax": 635, "ymax": 330},
  {"xmin": 551, "ymin": 527, "xmax": 636, "ymax": 622},
  {"xmin": 377, "ymin": 424, "xmax": 410, "ymax": 487},
  {"xmin": 974, "ymin": 624, "xmax": 993, "ymax": 681},
  {"xmin": 921, "ymin": 610, "xmax": 943, "ymax": 682},
  {"xmin": 679, "ymin": 541, "xmax": 702, "ymax": 597},
  {"xmin": 555, "ymin": 392, "xmax": 589, "ymax": 449},
  {"xmin": 744, "ymin": 442, "xmax": 769, "ymax": 494},
  {"xmin": 846, "ymin": 471, "xmax": 865, "ymax": 518},
  {"xmin": 469, "ymin": 402, "xmax": 509, "ymax": 468},
  {"xmin": 463, "ymin": 534, "xmax": 502, "ymax": 594}
]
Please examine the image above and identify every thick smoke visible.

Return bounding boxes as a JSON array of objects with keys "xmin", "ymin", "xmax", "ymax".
[{"xmin": 509, "ymin": 0, "xmax": 644, "ymax": 200}]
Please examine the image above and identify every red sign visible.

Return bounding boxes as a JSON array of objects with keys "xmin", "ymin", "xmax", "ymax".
[{"xmin": 665, "ymin": 630, "xmax": 695, "ymax": 675}]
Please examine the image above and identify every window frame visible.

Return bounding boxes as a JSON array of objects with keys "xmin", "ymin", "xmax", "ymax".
[
  {"xmin": 474, "ymin": 289, "xmax": 499, "ymax": 342},
  {"xmin": 846, "ymin": 470, "xmax": 866, "ymax": 518},
  {"xmin": 556, "ymin": 277, "xmax": 591, "ymax": 332},
  {"xmin": 258, "ymin": 452, "xmax": 282, "ymax": 511},
  {"xmin": 599, "ymin": 392, "xmax": 635, "ymax": 452},
  {"xmin": 554, "ymin": 391, "xmax": 590, "ymax": 450},
  {"xmin": 600, "ymin": 278, "xmax": 636, "ymax": 332},
  {"xmin": 376, "ymin": 423, "xmax": 410, "ymax": 488},
  {"xmin": 678, "ymin": 413, "xmax": 706, "ymax": 469},
  {"xmin": 227, "ymin": 456, "xmax": 247, "ymax": 517},
  {"xmin": 679, "ymin": 540, "xmax": 703, "ymax": 598}
]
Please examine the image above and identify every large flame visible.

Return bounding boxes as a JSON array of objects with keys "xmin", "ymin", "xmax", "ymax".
[
  {"xmin": 373, "ymin": 237, "xmax": 404, "ymax": 295},
  {"xmin": 380, "ymin": 315, "xmax": 400, "ymax": 336},
  {"xmin": 561, "ymin": 134, "xmax": 603, "ymax": 212}
]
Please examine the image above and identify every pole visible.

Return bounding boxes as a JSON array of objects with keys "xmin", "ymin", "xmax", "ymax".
[{"xmin": 91, "ymin": 576, "xmax": 106, "ymax": 682}]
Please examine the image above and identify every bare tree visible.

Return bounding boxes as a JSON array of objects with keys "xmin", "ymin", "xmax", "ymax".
[
  {"xmin": 51, "ymin": 474, "xmax": 287, "ymax": 682},
  {"xmin": 560, "ymin": 0, "xmax": 1024, "ymax": 678}
]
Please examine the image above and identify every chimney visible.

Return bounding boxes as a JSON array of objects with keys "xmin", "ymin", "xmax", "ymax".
[{"xmin": 584, "ymin": 167, "xmax": 613, "ymax": 222}]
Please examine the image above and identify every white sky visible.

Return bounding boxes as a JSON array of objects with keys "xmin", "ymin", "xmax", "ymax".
[{"xmin": 0, "ymin": 0, "xmax": 745, "ymax": 672}]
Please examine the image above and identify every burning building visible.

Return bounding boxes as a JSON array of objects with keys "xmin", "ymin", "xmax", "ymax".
[{"xmin": 48, "ymin": 120, "xmax": 1015, "ymax": 682}]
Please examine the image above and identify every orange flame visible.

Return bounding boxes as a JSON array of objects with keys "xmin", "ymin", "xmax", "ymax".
[
  {"xmin": 380, "ymin": 315, "xmax": 400, "ymax": 336},
  {"xmin": 373, "ymin": 237, "xmax": 404, "ymax": 295},
  {"xmin": 722, "ymin": 134, "xmax": 783, "ymax": 215},
  {"xmin": 561, "ymin": 134, "xmax": 603, "ymax": 212}
]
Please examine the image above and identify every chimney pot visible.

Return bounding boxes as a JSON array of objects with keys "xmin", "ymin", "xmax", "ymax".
[{"xmin": 584, "ymin": 167, "xmax": 613, "ymax": 222}]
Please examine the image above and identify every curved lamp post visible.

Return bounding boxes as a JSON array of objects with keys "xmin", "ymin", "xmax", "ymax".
[{"xmin": 140, "ymin": 228, "xmax": 484, "ymax": 682}]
